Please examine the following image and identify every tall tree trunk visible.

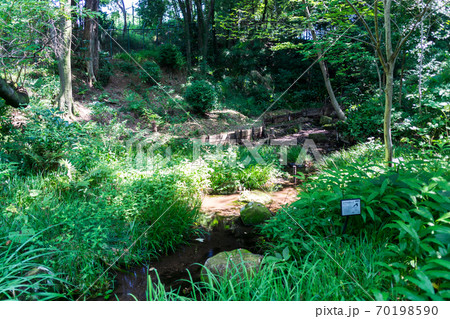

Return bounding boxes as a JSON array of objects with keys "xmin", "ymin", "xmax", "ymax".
[
  {"xmin": 58, "ymin": 0, "xmax": 74, "ymax": 116},
  {"xmin": 383, "ymin": 0, "xmax": 394, "ymax": 164},
  {"xmin": 195, "ymin": 0, "xmax": 214, "ymax": 73},
  {"xmin": 345, "ymin": 0, "xmax": 433, "ymax": 166},
  {"xmin": 84, "ymin": 0, "xmax": 99, "ymax": 87},
  {"xmin": 384, "ymin": 65, "xmax": 394, "ymax": 164},
  {"xmin": 195, "ymin": 0, "xmax": 205, "ymax": 70},
  {"xmin": 398, "ymin": 50, "xmax": 406, "ymax": 109},
  {"xmin": 177, "ymin": 0, "xmax": 192, "ymax": 70},
  {"xmin": 418, "ymin": 7, "xmax": 424, "ymax": 112},
  {"xmin": 262, "ymin": 0, "xmax": 268, "ymax": 22},
  {"xmin": 211, "ymin": 0, "xmax": 217, "ymax": 63},
  {"xmin": 117, "ymin": 0, "xmax": 127, "ymax": 37},
  {"xmin": 303, "ymin": 1, "xmax": 346, "ymax": 120}
]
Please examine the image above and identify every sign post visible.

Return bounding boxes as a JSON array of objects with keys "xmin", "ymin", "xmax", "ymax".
[{"xmin": 340, "ymin": 198, "xmax": 361, "ymax": 234}]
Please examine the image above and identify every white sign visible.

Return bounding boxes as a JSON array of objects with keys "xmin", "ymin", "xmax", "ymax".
[{"xmin": 341, "ymin": 199, "xmax": 361, "ymax": 216}]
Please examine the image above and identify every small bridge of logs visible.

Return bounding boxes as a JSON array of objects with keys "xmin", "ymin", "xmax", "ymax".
[{"xmin": 197, "ymin": 108, "xmax": 326, "ymax": 145}]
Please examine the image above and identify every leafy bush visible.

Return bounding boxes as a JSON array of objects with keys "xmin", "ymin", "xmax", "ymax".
[
  {"xmin": 157, "ymin": 44, "xmax": 185, "ymax": 70},
  {"xmin": 133, "ymin": 48, "xmax": 159, "ymax": 62},
  {"xmin": 0, "ymin": 102, "xmax": 13, "ymax": 136},
  {"xmin": 114, "ymin": 60, "xmax": 136, "ymax": 73},
  {"xmin": 123, "ymin": 90, "xmax": 147, "ymax": 114},
  {"xmin": 0, "ymin": 158, "xmax": 202, "ymax": 298},
  {"xmin": 97, "ymin": 53, "xmax": 112, "ymax": 87},
  {"xmin": 3, "ymin": 109, "xmax": 81, "ymax": 171},
  {"xmin": 113, "ymin": 52, "xmax": 132, "ymax": 62},
  {"xmin": 201, "ymin": 145, "xmax": 283, "ymax": 194},
  {"xmin": 138, "ymin": 61, "xmax": 161, "ymax": 86},
  {"xmin": 261, "ymin": 142, "xmax": 450, "ymax": 300},
  {"xmin": 184, "ymin": 80, "xmax": 216, "ymax": 115},
  {"xmin": 338, "ymin": 97, "xmax": 384, "ymax": 142}
]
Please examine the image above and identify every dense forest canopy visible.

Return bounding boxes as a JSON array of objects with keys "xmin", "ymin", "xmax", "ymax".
[{"xmin": 0, "ymin": 0, "xmax": 449, "ymax": 302}]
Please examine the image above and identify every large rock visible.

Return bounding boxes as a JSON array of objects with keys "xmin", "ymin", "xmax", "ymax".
[
  {"xmin": 320, "ymin": 116, "xmax": 333, "ymax": 126},
  {"xmin": 240, "ymin": 202, "xmax": 272, "ymax": 226},
  {"xmin": 308, "ymin": 132, "xmax": 328, "ymax": 143},
  {"xmin": 239, "ymin": 190, "xmax": 273, "ymax": 205},
  {"xmin": 201, "ymin": 249, "xmax": 262, "ymax": 281}
]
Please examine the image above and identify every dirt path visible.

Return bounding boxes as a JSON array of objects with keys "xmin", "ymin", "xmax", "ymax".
[{"xmin": 201, "ymin": 187, "xmax": 298, "ymax": 217}]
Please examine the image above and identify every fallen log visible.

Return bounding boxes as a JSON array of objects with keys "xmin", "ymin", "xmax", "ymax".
[{"xmin": 0, "ymin": 77, "xmax": 29, "ymax": 108}]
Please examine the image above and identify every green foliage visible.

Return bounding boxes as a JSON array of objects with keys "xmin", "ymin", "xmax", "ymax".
[
  {"xmin": 97, "ymin": 53, "xmax": 112, "ymax": 87},
  {"xmin": 403, "ymin": 62, "xmax": 450, "ymax": 145},
  {"xmin": 114, "ymin": 60, "xmax": 136, "ymax": 73},
  {"xmin": 157, "ymin": 44, "xmax": 185, "ymax": 70},
  {"xmin": 0, "ymin": 233, "xmax": 66, "ymax": 300},
  {"xmin": 0, "ymin": 153, "xmax": 202, "ymax": 298},
  {"xmin": 0, "ymin": 102, "xmax": 13, "ymax": 136},
  {"xmin": 2, "ymin": 109, "xmax": 81, "ymax": 171},
  {"xmin": 147, "ymin": 251, "xmax": 384, "ymax": 301},
  {"xmin": 338, "ymin": 96, "xmax": 385, "ymax": 142},
  {"xmin": 139, "ymin": 61, "xmax": 161, "ymax": 85},
  {"xmin": 260, "ymin": 141, "xmax": 450, "ymax": 300},
  {"xmin": 133, "ymin": 48, "xmax": 160, "ymax": 62},
  {"xmin": 30, "ymin": 75, "xmax": 60, "ymax": 105},
  {"xmin": 199, "ymin": 144, "xmax": 283, "ymax": 194},
  {"xmin": 123, "ymin": 90, "xmax": 148, "ymax": 114},
  {"xmin": 184, "ymin": 80, "xmax": 217, "ymax": 115}
]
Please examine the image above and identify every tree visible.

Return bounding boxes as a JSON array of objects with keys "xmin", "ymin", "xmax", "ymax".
[
  {"xmin": 137, "ymin": 0, "xmax": 167, "ymax": 27},
  {"xmin": 177, "ymin": 0, "xmax": 193, "ymax": 70},
  {"xmin": 344, "ymin": 0, "xmax": 435, "ymax": 164},
  {"xmin": 194, "ymin": 0, "xmax": 205, "ymax": 67},
  {"xmin": 84, "ymin": 0, "xmax": 100, "ymax": 87},
  {"xmin": 57, "ymin": 0, "xmax": 74, "ymax": 116},
  {"xmin": 194, "ymin": 0, "xmax": 215, "ymax": 72},
  {"xmin": 0, "ymin": 0, "xmax": 58, "ymax": 108},
  {"xmin": 302, "ymin": 0, "xmax": 346, "ymax": 120},
  {"xmin": 116, "ymin": 0, "xmax": 128, "ymax": 37}
]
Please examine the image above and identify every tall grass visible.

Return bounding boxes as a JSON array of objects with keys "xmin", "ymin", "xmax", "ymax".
[
  {"xmin": 146, "ymin": 236, "xmax": 390, "ymax": 301},
  {"xmin": 0, "ymin": 230, "xmax": 67, "ymax": 300}
]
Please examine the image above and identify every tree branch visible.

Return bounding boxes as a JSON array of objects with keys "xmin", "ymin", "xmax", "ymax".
[
  {"xmin": 392, "ymin": 0, "xmax": 434, "ymax": 61},
  {"xmin": 344, "ymin": 0, "xmax": 387, "ymax": 70}
]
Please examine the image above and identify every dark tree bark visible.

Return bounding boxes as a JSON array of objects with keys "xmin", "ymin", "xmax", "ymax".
[
  {"xmin": 0, "ymin": 77, "xmax": 29, "ymax": 108},
  {"xmin": 117, "ymin": 0, "xmax": 128, "ymax": 37},
  {"xmin": 177, "ymin": 0, "xmax": 193, "ymax": 70},
  {"xmin": 195, "ymin": 0, "xmax": 205, "ymax": 67},
  {"xmin": 262, "ymin": 0, "xmax": 268, "ymax": 22},
  {"xmin": 194, "ymin": 0, "xmax": 215, "ymax": 72},
  {"xmin": 84, "ymin": 0, "xmax": 99, "ymax": 87}
]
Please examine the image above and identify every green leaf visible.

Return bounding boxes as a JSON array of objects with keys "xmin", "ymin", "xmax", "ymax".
[
  {"xmin": 424, "ymin": 270, "xmax": 450, "ymax": 281},
  {"xmin": 406, "ymin": 270, "xmax": 435, "ymax": 295},
  {"xmin": 395, "ymin": 287, "xmax": 426, "ymax": 301},
  {"xmin": 428, "ymin": 259, "xmax": 450, "ymax": 270},
  {"xmin": 367, "ymin": 191, "xmax": 379, "ymax": 203},
  {"xmin": 395, "ymin": 220, "xmax": 420, "ymax": 243},
  {"xmin": 380, "ymin": 178, "xmax": 389, "ymax": 195},
  {"xmin": 282, "ymin": 247, "xmax": 290, "ymax": 261},
  {"xmin": 413, "ymin": 207, "xmax": 434, "ymax": 221},
  {"xmin": 366, "ymin": 206, "xmax": 375, "ymax": 221}
]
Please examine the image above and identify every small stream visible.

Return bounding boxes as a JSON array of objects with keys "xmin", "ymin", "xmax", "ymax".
[{"xmin": 102, "ymin": 215, "xmax": 260, "ymax": 301}]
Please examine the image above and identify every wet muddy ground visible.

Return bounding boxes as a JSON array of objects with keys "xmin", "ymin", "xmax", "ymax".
[
  {"xmin": 97, "ymin": 186, "xmax": 299, "ymax": 301},
  {"xmin": 103, "ymin": 217, "xmax": 259, "ymax": 301}
]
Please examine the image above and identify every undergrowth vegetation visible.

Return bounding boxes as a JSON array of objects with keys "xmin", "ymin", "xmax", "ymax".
[
  {"xmin": 1, "ymin": 0, "xmax": 449, "ymax": 302},
  {"xmin": 143, "ymin": 140, "xmax": 449, "ymax": 301}
]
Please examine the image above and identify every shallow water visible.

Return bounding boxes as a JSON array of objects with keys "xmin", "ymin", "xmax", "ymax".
[{"xmin": 102, "ymin": 216, "xmax": 259, "ymax": 301}]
